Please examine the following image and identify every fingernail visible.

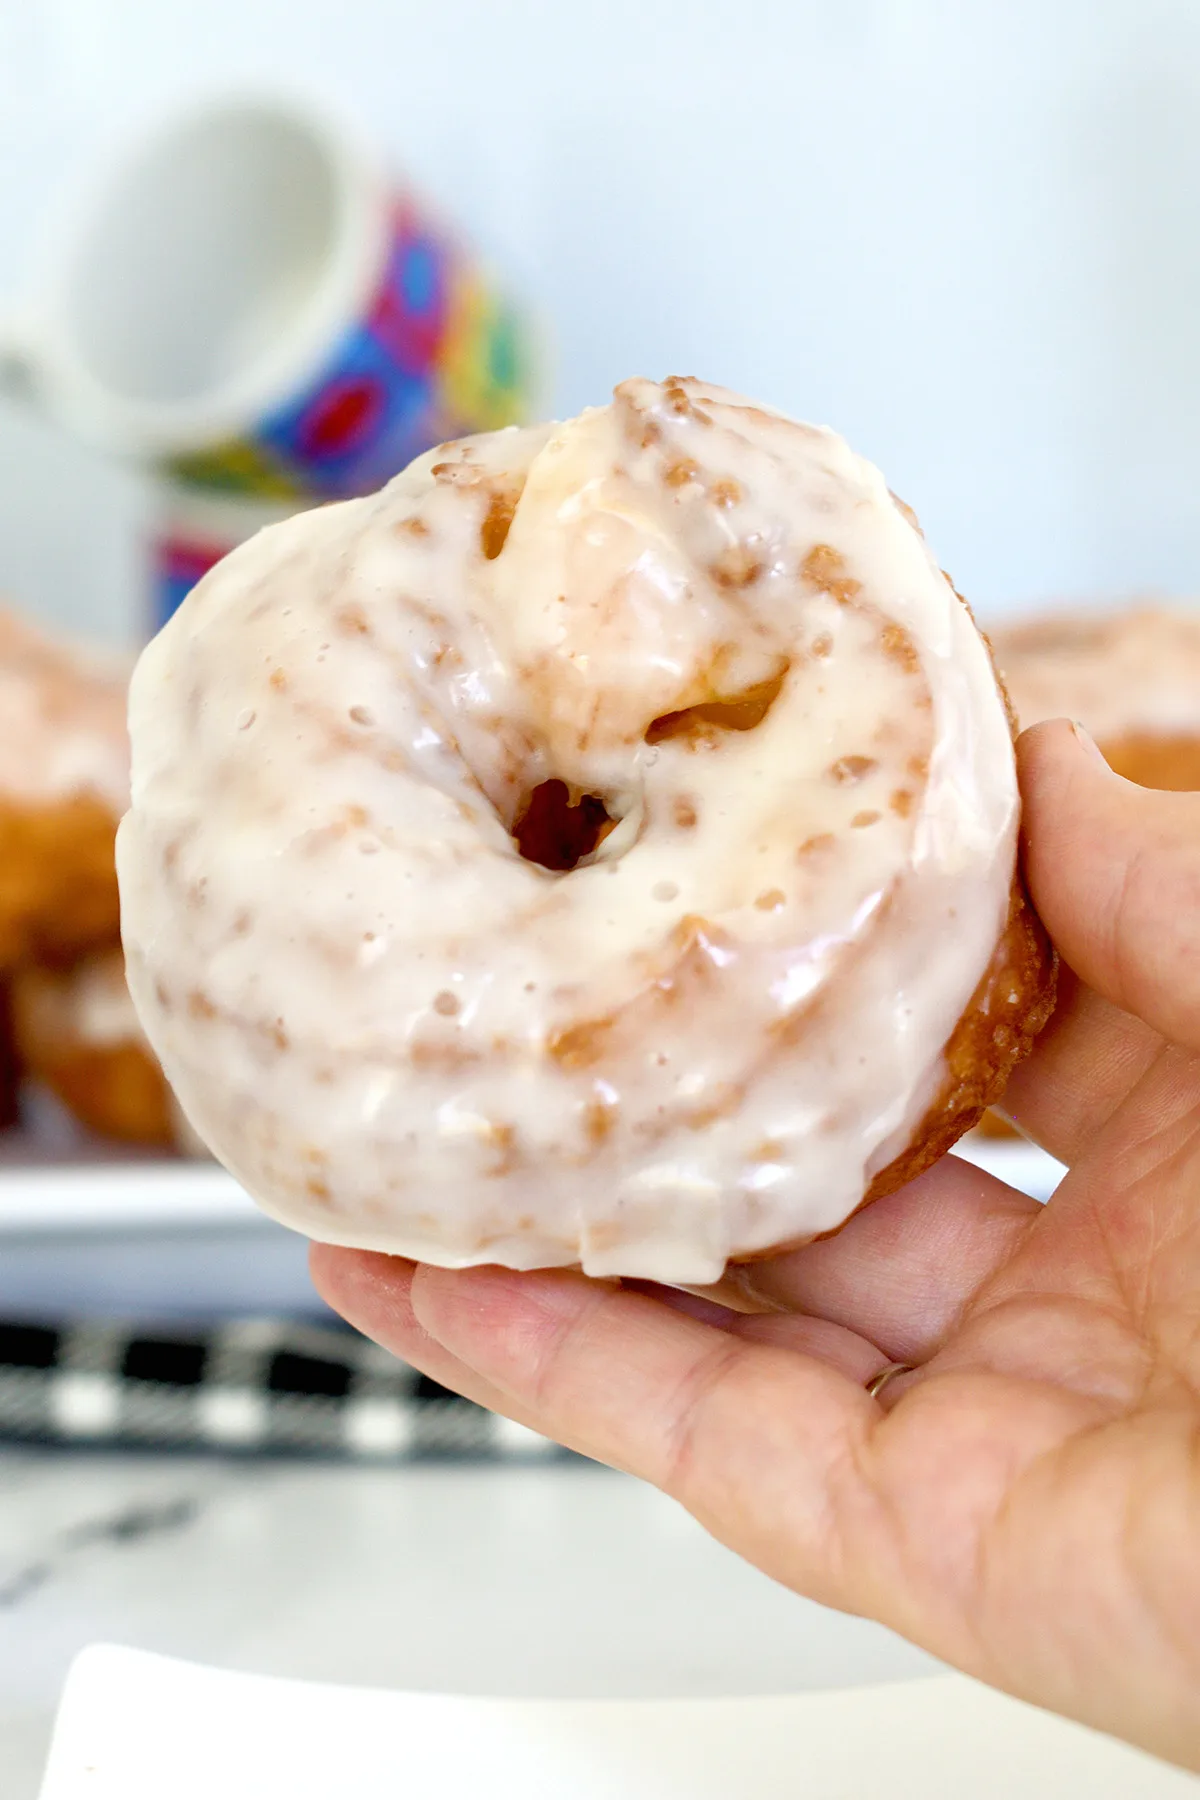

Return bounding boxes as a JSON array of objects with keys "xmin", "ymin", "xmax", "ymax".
[{"xmin": 1071, "ymin": 720, "xmax": 1109, "ymax": 766}]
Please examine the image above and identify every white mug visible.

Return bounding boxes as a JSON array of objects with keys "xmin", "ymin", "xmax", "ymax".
[{"xmin": 1, "ymin": 93, "xmax": 539, "ymax": 499}]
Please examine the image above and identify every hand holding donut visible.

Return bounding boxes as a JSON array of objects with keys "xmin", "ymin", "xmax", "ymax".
[
  {"xmin": 118, "ymin": 381, "xmax": 1193, "ymax": 1769},
  {"xmin": 314, "ymin": 724, "xmax": 1200, "ymax": 1773}
]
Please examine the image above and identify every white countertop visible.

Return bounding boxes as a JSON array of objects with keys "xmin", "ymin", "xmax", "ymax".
[
  {"xmin": 0, "ymin": 1135, "xmax": 1062, "ymax": 1795},
  {"xmin": 0, "ymin": 1447, "xmax": 939, "ymax": 1799}
]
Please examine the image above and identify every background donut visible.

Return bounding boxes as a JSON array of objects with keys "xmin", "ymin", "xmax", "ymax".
[
  {"xmin": 0, "ymin": 985, "xmax": 19, "ymax": 1132},
  {"xmin": 11, "ymin": 950, "xmax": 177, "ymax": 1148},
  {"xmin": 0, "ymin": 602, "xmax": 203, "ymax": 1151},
  {"xmin": 996, "ymin": 604, "xmax": 1200, "ymax": 790},
  {"xmin": 980, "ymin": 602, "xmax": 1200, "ymax": 1138},
  {"xmin": 0, "ymin": 608, "xmax": 129, "ymax": 971}
]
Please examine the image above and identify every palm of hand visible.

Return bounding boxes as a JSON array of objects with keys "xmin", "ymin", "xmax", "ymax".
[
  {"xmin": 313, "ymin": 722, "xmax": 1200, "ymax": 1772},
  {"xmin": 839, "ymin": 1035, "xmax": 1200, "ymax": 1768}
]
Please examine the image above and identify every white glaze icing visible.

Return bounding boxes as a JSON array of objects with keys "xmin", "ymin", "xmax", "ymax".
[
  {"xmin": 0, "ymin": 609, "xmax": 130, "ymax": 812},
  {"xmin": 996, "ymin": 603, "xmax": 1200, "ymax": 741},
  {"xmin": 117, "ymin": 379, "xmax": 1018, "ymax": 1282}
]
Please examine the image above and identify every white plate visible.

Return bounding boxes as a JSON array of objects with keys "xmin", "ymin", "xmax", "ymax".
[
  {"xmin": 0, "ymin": 1111, "xmax": 305, "ymax": 1318},
  {"xmin": 0, "ymin": 1135, "xmax": 1065, "ymax": 1321},
  {"xmin": 38, "ymin": 1645, "xmax": 1193, "ymax": 1799}
]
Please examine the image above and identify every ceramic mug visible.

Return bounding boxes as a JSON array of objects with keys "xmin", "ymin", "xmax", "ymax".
[
  {"xmin": 147, "ymin": 482, "xmax": 308, "ymax": 633},
  {"xmin": 1, "ymin": 95, "xmax": 540, "ymax": 499}
]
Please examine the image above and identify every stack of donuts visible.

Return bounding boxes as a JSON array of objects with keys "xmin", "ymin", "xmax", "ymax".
[{"xmin": 0, "ymin": 604, "xmax": 192, "ymax": 1149}]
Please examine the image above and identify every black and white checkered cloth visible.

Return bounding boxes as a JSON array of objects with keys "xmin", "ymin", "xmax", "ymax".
[{"xmin": 0, "ymin": 1318, "xmax": 569, "ymax": 1461}]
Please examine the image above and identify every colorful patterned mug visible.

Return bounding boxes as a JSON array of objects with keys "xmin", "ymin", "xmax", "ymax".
[
  {"xmin": 147, "ymin": 483, "xmax": 306, "ymax": 634},
  {"xmin": 0, "ymin": 95, "xmax": 541, "ymax": 500}
]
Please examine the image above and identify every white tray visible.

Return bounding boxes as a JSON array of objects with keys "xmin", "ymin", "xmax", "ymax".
[
  {"xmin": 0, "ymin": 1132, "xmax": 1065, "ymax": 1322},
  {"xmin": 38, "ymin": 1644, "xmax": 1192, "ymax": 1799}
]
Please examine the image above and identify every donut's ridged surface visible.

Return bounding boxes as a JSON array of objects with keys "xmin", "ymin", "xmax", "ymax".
[{"xmin": 119, "ymin": 379, "xmax": 1039, "ymax": 1282}]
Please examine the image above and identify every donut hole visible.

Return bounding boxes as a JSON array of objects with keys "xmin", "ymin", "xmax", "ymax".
[
  {"xmin": 645, "ymin": 666, "xmax": 787, "ymax": 745},
  {"xmin": 513, "ymin": 780, "xmax": 617, "ymax": 872}
]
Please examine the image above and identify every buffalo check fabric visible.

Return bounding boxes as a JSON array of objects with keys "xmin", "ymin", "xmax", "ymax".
[{"xmin": 0, "ymin": 1318, "xmax": 567, "ymax": 1461}]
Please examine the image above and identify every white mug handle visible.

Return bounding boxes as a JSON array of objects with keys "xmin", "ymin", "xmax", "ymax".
[{"xmin": 0, "ymin": 309, "xmax": 50, "ymax": 407}]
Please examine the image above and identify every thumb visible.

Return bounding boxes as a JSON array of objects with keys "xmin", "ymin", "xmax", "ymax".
[{"xmin": 1018, "ymin": 717, "xmax": 1200, "ymax": 1054}]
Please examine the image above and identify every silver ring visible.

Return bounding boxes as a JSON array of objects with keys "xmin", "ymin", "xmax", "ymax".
[{"xmin": 865, "ymin": 1361, "xmax": 913, "ymax": 1401}]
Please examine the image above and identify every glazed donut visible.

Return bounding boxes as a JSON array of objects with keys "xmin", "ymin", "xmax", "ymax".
[
  {"xmin": 0, "ymin": 608, "xmax": 129, "ymax": 969},
  {"xmin": 996, "ymin": 604, "xmax": 1200, "ymax": 790},
  {"xmin": 11, "ymin": 950, "xmax": 179, "ymax": 1147},
  {"xmin": 118, "ymin": 378, "xmax": 1054, "ymax": 1283}
]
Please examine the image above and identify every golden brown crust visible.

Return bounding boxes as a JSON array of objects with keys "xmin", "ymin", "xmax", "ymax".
[
  {"xmin": 866, "ymin": 876, "xmax": 1054, "ymax": 1198},
  {"xmin": 0, "ymin": 797, "xmax": 121, "ymax": 971},
  {"xmin": 716, "ymin": 864, "xmax": 1055, "ymax": 1274},
  {"xmin": 11, "ymin": 959, "xmax": 175, "ymax": 1147}
]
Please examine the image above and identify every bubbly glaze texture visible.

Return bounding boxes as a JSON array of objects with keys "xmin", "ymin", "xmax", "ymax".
[
  {"xmin": 118, "ymin": 379, "xmax": 1018, "ymax": 1282},
  {"xmin": 998, "ymin": 604, "xmax": 1200, "ymax": 740},
  {"xmin": 0, "ymin": 610, "xmax": 130, "ymax": 812}
]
